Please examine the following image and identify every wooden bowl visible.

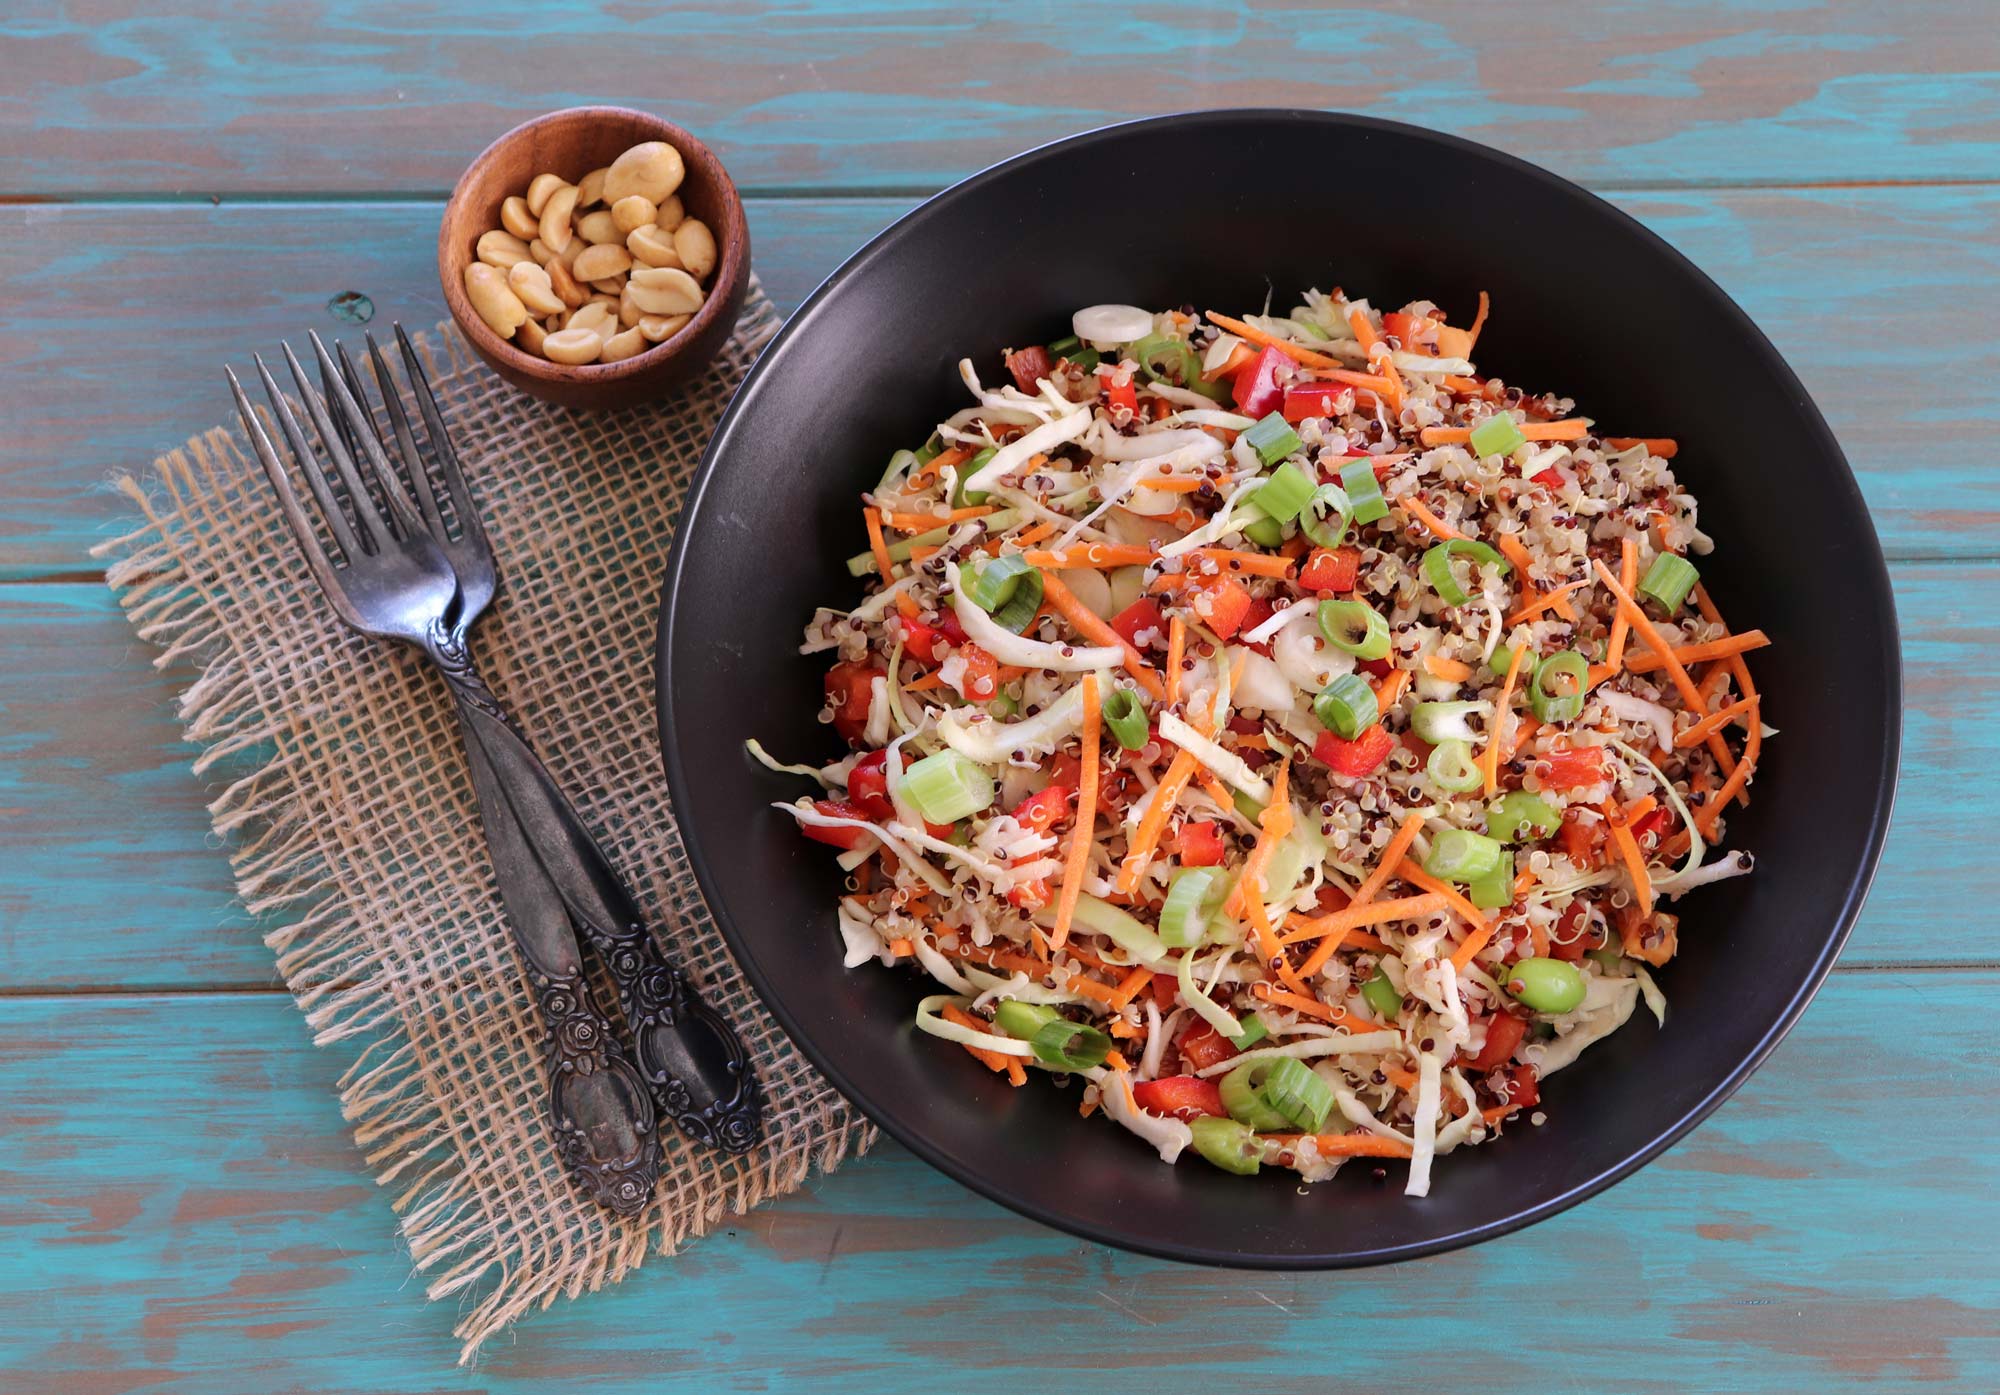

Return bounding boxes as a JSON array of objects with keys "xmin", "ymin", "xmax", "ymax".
[{"xmin": 439, "ymin": 106, "xmax": 750, "ymax": 411}]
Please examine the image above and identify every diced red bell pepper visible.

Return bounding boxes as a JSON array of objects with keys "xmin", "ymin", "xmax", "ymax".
[
  {"xmin": 824, "ymin": 662, "xmax": 882, "ymax": 744},
  {"xmin": 1150, "ymin": 973, "xmax": 1180, "ymax": 1012},
  {"xmin": 1231, "ymin": 345, "xmax": 1289, "ymax": 418},
  {"xmin": 1558, "ymin": 807, "xmax": 1606, "ymax": 866},
  {"xmin": 1196, "ymin": 576, "xmax": 1254, "ymax": 639},
  {"xmin": 936, "ymin": 609, "xmax": 967, "ymax": 645},
  {"xmin": 1095, "ymin": 766, "xmax": 1143, "ymax": 819},
  {"xmin": 1632, "ymin": 807, "xmax": 1671, "ymax": 849},
  {"xmin": 1110, "ymin": 597, "xmax": 1166, "ymax": 648},
  {"xmin": 1237, "ymin": 596, "xmax": 1277, "ymax": 654},
  {"xmin": 896, "ymin": 617, "xmax": 952, "ymax": 668},
  {"xmin": 1299, "ymin": 545, "xmax": 1361, "ymax": 593},
  {"xmin": 960, "ymin": 644, "xmax": 1000, "ymax": 701},
  {"xmin": 1313, "ymin": 882, "xmax": 1353, "ymax": 916},
  {"xmin": 1313, "ymin": 723, "xmax": 1396, "ymax": 777},
  {"xmin": 845, "ymin": 750, "xmax": 895, "ymax": 822},
  {"xmin": 1531, "ymin": 467, "xmax": 1565, "ymax": 490},
  {"xmin": 1380, "ymin": 310, "xmax": 1430, "ymax": 351},
  {"xmin": 1357, "ymin": 656, "xmax": 1393, "ymax": 679},
  {"xmin": 1540, "ymin": 745, "xmax": 1608, "ymax": 790},
  {"xmin": 1132, "ymin": 1074, "xmax": 1229, "ymax": 1121},
  {"xmin": 1010, "ymin": 784, "xmax": 1071, "ymax": 835},
  {"xmin": 1174, "ymin": 1022, "xmax": 1241, "ymax": 1073},
  {"xmin": 1281, "ymin": 381, "xmax": 1356, "ymax": 423},
  {"xmin": 1005, "ymin": 345, "xmax": 1054, "ymax": 394},
  {"xmin": 801, "ymin": 799, "xmax": 871, "ymax": 849},
  {"xmin": 1100, "ymin": 367, "xmax": 1138, "ymax": 418},
  {"xmin": 1006, "ymin": 877, "xmax": 1051, "ymax": 911},
  {"xmin": 1466, "ymin": 1013, "xmax": 1528, "ymax": 1072},
  {"xmin": 1172, "ymin": 820, "xmax": 1226, "ymax": 867},
  {"xmin": 1505, "ymin": 1063, "xmax": 1541, "ymax": 1111},
  {"xmin": 1549, "ymin": 899, "xmax": 1602, "ymax": 962}
]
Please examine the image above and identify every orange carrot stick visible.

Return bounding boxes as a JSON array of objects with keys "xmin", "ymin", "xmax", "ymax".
[
  {"xmin": 1401, "ymin": 497, "xmax": 1460, "ymax": 542},
  {"xmin": 863, "ymin": 506, "xmax": 895, "ymax": 580},
  {"xmin": 1481, "ymin": 645, "xmax": 1525, "ymax": 797},
  {"xmin": 1624, "ymin": 630, "xmax": 1771, "ymax": 673},
  {"xmin": 1202, "ymin": 310, "xmax": 1345, "ymax": 369},
  {"xmin": 1042, "ymin": 571, "xmax": 1167, "ymax": 701},
  {"xmin": 1049, "ymin": 674, "xmax": 1101, "ymax": 950},
  {"xmin": 1466, "ymin": 290, "xmax": 1491, "ymax": 348},
  {"xmin": 1025, "ymin": 543, "xmax": 1157, "ymax": 569},
  {"xmin": 1604, "ymin": 436, "xmax": 1678, "ymax": 458},
  {"xmin": 1420, "ymin": 419, "xmax": 1591, "ymax": 447},
  {"xmin": 1165, "ymin": 615, "xmax": 1186, "ymax": 707}
]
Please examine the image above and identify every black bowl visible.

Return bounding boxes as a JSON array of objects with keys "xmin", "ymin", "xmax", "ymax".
[{"xmin": 658, "ymin": 111, "xmax": 1899, "ymax": 1266}]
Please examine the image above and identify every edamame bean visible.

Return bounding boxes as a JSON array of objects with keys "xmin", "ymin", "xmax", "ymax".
[{"xmin": 1501, "ymin": 957, "xmax": 1587, "ymax": 1014}]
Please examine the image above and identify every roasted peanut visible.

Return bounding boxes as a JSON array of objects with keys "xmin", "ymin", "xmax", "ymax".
[
  {"xmin": 528, "ymin": 237, "xmax": 555, "ymax": 267},
  {"xmin": 541, "ymin": 327, "xmax": 603, "ymax": 365},
  {"xmin": 604, "ymin": 141, "xmax": 684, "ymax": 205},
  {"xmin": 501, "ymin": 195, "xmax": 540, "ymax": 241},
  {"xmin": 571, "ymin": 243, "xmax": 632, "ymax": 282},
  {"xmin": 673, "ymin": 219, "xmax": 717, "ymax": 281},
  {"xmin": 566, "ymin": 301, "xmax": 620, "ymax": 344},
  {"xmin": 516, "ymin": 316, "xmax": 549, "ymax": 355},
  {"xmin": 600, "ymin": 326, "xmax": 648, "ymax": 363},
  {"xmin": 611, "ymin": 195, "xmax": 657, "ymax": 235},
  {"xmin": 654, "ymin": 193, "xmax": 685, "ymax": 232},
  {"xmin": 538, "ymin": 182, "xmax": 579, "ymax": 254},
  {"xmin": 526, "ymin": 173, "xmax": 566, "ymax": 217},
  {"xmin": 628, "ymin": 265, "xmax": 704, "ymax": 317},
  {"xmin": 577, "ymin": 166, "xmax": 609, "ymax": 208},
  {"xmin": 626, "ymin": 224, "xmax": 683, "ymax": 270},
  {"xmin": 507, "ymin": 260, "xmax": 567, "ymax": 317},
  {"xmin": 576, "ymin": 209, "xmax": 621, "ymax": 245},
  {"xmin": 618, "ymin": 283, "xmax": 641, "ymax": 327},
  {"xmin": 464, "ymin": 263, "xmax": 529, "ymax": 339},
  {"xmin": 544, "ymin": 255, "xmax": 587, "ymax": 309},
  {"xmin": 639, "ymin": 312, "xmax": 691, "ymax": 343},
  {"xmin": 476, "ymin": 228, "xmax": 533, "ymax": 270}
]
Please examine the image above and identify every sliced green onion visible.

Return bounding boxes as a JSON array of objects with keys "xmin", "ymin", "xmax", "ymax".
[
  {"xmin": 845, "ymin": 508, "xmax": 1021, "ymax": 576},
  {"xmin": 1468, "ymin": 850, "xmax": 1516, "ymax": 910},
  {"xmin": 1421, "ymin": 538, "xmax": 1511, "ymax": 607},
  {"xmin": 1190, "ymin": 1116, "xmax": 1262, "ymax": 1175},
  {"xmin": 913, "ymin": 436, "xmax": 943, "ymax": 465},
  {"xmin": 1220, "ymin": 1060, "xmax": 1293, "ymax": 1131},
  {"xmin": 1529, "ymin": 649, "xmax": 1589, "ymax": 722},
  {"xmin": 1638, "ymin": 552, "xmax": 1699, "ymax": 613},
  {"xmin": 1243, "ymin": 412, "xmax": 1304, "ymax": 468},
  {"xmin": 1488, "ymin": 790, "xmax": 1560, "ymax": 843},
  {"xmin": 993, "ymin": 1000, "xmax": 1058, "ymax": 1040},
  {"xmin": 1068, "ymin": 346, "xmax": 1101, "ymax": 372},
  {"xmin": 1489, "ymin": 643, "xmax": 1515, "ymax": 677},
  {"xmin": 1314, "ymin": 673, "xmax": 1379, "ymax": 738},
  {"xmin": 1241, "ymin": 511, "xmax": 1285, "ymax": 548},
  {"xmin": 1468, "ymin": 413, "xmax": 1527, "ymax": 458},
  {"xmin": 1100, "ymin": 687, "xmax": 1149, "ymax": 751},
  {"xmin": 1360, "ymin": 968, "xmax": 1403, "ymax": 1021},
  {"xmin": 1340, "ymin": 459, "xmax": 1388, "ymax": 523},
  {"xmin": 1232, "ymin": 789, "xmax": 1267, "ymax": 824},
  {"xmin": 988, "ymin": 567, "xmax": 1045, "ymax": 634},
  {"xmin": 965, "ymin": 555, "xmax": 1032, "ymax": 613},
  {"xmin": 1132, "ymin": 332, "xmax": 1201, "ymax": 388},
  {"xmin": 1423, "ymin": 828, "xmax": 1504, "ymax": 883},
  {"xmin": 1300, "ymin": 483, "xmax": 1351, "ymax": 549},
  {"xmin": 947, "ymin": 821, "xmax": 974, "ymax": 846},
  {"xmin": 1426, "ymin": 738, "xmax": 1484, "ymax": 793},
  {"xmin": 1259, "ymin": 1055, "xmax": 1336, "ymax": 1134},
  {"xmin": 1225, "ymin": 1013, "xmax": 1269, "ymax": 1048},
  {"xmin": 1316, "ymin": 598, "xmax": 1390, "ymax": 659},
  {"xmin": 1250, "ymin": 459, "xmax": 1314, "ymax": 522},
  {"xmin": 1069, "ymin": 894, "xmax": 1171, "ymax": 966},
  {"xmin": 953, "ymin": 447, "xmax": 995, "ymax": 507},
  {"xmin": 1032, "ymin": 1018, "xmax": 1113, "ymax": 1070},
  {"xmin": 1160, "ymin": 867, "xmax": 1224, "ymax": 949},
  {"xmin": 900, "ymin": 750, "xmax": 995, "ymax": 824},
  {"xmin": 1047, "ymin": 334, "xmax": 1082, "ymax": 357},
  {"xmin": 1412, "ymin": 700, "xmax": 1486, "ymax": 744},
  {"xmin": 877, "ymin": 448, "xmax": 919, "ymax": 491}
]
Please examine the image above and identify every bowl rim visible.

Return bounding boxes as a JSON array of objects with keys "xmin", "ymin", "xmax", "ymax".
[
  {"xmin": 437, "ymin": 103, "xmax": 748, "ymax": 383},
  {"xmin": 657, "ymin": 108, "xmax": 1903, "ymax": 1267}
]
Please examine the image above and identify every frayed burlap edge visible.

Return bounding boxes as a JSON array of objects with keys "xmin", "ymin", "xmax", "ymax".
[{"xmin": 94, "ymin": 297, "xmax": 873, "ymax": 1361}]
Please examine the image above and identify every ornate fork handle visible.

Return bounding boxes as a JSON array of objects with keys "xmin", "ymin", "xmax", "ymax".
[{"xmin": 426, "ymin": 623, "xmax": 763, "ymax": 1154}]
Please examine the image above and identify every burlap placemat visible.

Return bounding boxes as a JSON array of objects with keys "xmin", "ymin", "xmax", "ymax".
[{"xmin": 95, "ymin": 284, "xmax": 871, "ymax": 1361}]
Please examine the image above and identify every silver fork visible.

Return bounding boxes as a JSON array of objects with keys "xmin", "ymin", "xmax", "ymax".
[{"xmin": 320, "ymin": 328, "xmax": 758, "ymax": 1156}]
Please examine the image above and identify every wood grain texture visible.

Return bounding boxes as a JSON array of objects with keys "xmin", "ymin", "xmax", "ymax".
[
  {"xmin": 5, "ymin": 0, "xmax": 2000, "ymax": 196},
  {"xmin": 2, "ymin": 978, "xmax": 1994, "ymax": 1393},
  {"xmin": 3, "ymin": 187, "xmax": 1998, "ymax": 575},
  {"xmin": 2, "ymin": 563, "xmax": 1988, "ymax": 992}
]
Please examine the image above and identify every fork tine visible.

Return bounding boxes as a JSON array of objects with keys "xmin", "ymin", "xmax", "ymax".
[
  {"xmin": 316, "ymin": 346, "xmax": 364, "ymax": 477},
  {"xmin": 279, "ymin": 340, "xmax": 391, "ymax": 550},
  {"xmin": 253, "ymin": 353, "xmax": 366, "ymax": 562},
  {"xmin": 228, "ymin": 366, "xmax": 367, "ymax": 631},
  {"xmin": 362, "ymin": 331, "xmax": 449, "ymax": 541},
  {"xmin": 394, "ymin": 323, "xmax": 489, "ymax": 552},
  {"xmin": 324, "ymin": 335, "xmax": 425, "ymax": 536}
]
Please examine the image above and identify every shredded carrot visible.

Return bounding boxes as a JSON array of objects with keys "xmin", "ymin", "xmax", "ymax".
[
  {"xmin": 1284, "ymin": 916, "xmax": 1388, "ymax": 953},
  {"xmin": 1049, "ymin": 674, "xmax": 1102, "ymax": 950},
  {"xmin": 1004, "ymin": 1058, "xmax": 1027, "ymax": 1087},
  {"xmin": 1402, "ymin": 496, "xmax": 1460, "ymax": 542},
  {"xmin": 1202, "ymin": 310, "xmax": 1344, "ymax": 370},
  {"xmin": 1196, "ymin": 770, "xmax": 1235, "ymax": 810},
  {"xmin": 1041, "ymin": 571, "xmax": 1167, "ymax": 701},
  {"xmin": 1118, "ymin": 750, "xmax": 1198, "ymax": 893},
  {"xmin": 1383, "ymin": 1064, "xmax": 1420, "ymax": 1092},
  {"xmin": 1397, "ymin": 860, "xmax": 1491, "ymax": 937},
  {"xmin": 1353, "ymin": 812, "xmax": 1426, "ymax": 909},
  {"xmin": 1068, "ymin": 975, "xmax": 1121, "ymax": 1005},
  {"xmin": 1692, "ymin": 583, "xmax": 1760, "ymax": 807},
  {"xmin": 882, "ymin": 504, "xmax": 995, "ymax": 532},
  {"xmin": 1481, "ymin": 645, "xmax": 1525, "ymax": 797},
  {"xmin": 910, "ymin": 446, "xmax": 971, "ymax": 484},
  {"xmin": 1505, "ymin": 580, "xmax": 1586, "ymax": 628},
  {"xmin": 1105, "ymin": 1050, "xmax": 1131, "ymax": 1073},
  {"xmin": 1251, "ymin": 982, "xmax": 1382, "ymax": 1035},
  {"xmin": 1529, "ymin": 919, "xmax": 1551, "ymax": 958},
  {"xmin": 1601, "ymin": 799, "xmax": 1655, "ymax": 917},
  {"xmin": 939, "ymin": 1003, "xmax": 1011, "ymax": 1074},
  {"xmin": 1424, "ymin": 653, "xmax": 1475, "ymax": 683},
  {"xmin": 1228, "ymin": 766, "xmax": 1295, "ymax": 965},
  {"xmin": 1373, "ymin": 667, "xmax": 1412, "ymax": 711},
  {"xmin": 981, "ymin": 519, "xmax": 1056, "ymax": 558},
  {"xmin": 1078, "ymin": 1093, "xmax": 1100, "ymax": 1118},
  {"xmin": 1503, "ymin": 716, "xmax": 1540, "ymax": 762},
  {"xmin": 1280, "ymin": 891, "xmax": 1449, "ymax": 946},
  {"xmin": 1305, "ymin": 367, "xmax": 1397, "ymax": 393},
  {"xmin": 1624, "ymin": 630, "xmax": 1771, "ymax": 673},
  {"xmin": 1025, "ymin": 543, "xmax": 1156, "ymax": 569},
  {"xmin": 1419, "ymin": 418, "xmax": 1591, "ymax": 447},
  {"xmin": 1131, "ymin": 475, "xmax": 1209, "ymax": 493},
  {"xmin": 1604, "ymin": 536, "xmax": 1638, "ymax": 671},
  {"xmin": 1466, "ymin": 290, "xmax": 1491, "ymax": 348},
  {"xmin": 1595, "ymin": 560, "xmax": 1718, "ymax": 732},
  {"xmin": 886, "ymin": 936, "xmax": 915, "ymax": 958},
  {"xmin": 1698, "ymin": 701, "xmax": 1761, "ymax": 836},
  {"xmin": 1495, "ymin": 534, "xmax": 1578, "ymax": 624},
  {"xmin": 1108, "ymin": 1018, "xmax": 1141, "ymax": 1040},
  {"xmin": 1349, "ymin": 307, "xmax": 1404, "ymax": 411},
  {"xmin": 1107, "ymin": 963, "xmax": 1155, "ymax": 1012},
  {"xmin": 863, "ymin": 506, "xmax": 895, "ymax": 580},
  {"xmin": 1604, "ymin": 436, "xmax": 1678, "ymax": 459},
  {"xmin": 1192, "ymin": 547, "xmax": 1294, "ymax": 579},
  {"xmin": 1284, "ymin": 1133, "xmax": 1416, "ymax": 1159},
  {"xmin": 1165, "ymin": 616, "xmax": 1186, "ymax": 706},
  {"xmin": 1676, "ymin": 696, "xmax": 1757, "ymax": 747}
]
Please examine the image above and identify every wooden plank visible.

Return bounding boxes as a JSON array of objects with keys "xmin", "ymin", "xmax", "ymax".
[
  {"xmin": 0, "ymin": 978, "xmax": 1994, "ymax": 1392},
  {"xmin": 5, "ymin": 1, "xmax": 2000, "ymax": 196},
  {"xmin": 3, "ymin": 188, "xmax": 1997, "ymax": 576},
  {"xmin": 0, "ymin": 561, "xmax": 1985, "ymax": 988}
]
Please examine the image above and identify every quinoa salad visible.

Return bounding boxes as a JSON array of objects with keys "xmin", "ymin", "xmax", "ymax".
[{"xmin": 758, "ymin": 289, "xmax": 1770, "ymax": 1192}]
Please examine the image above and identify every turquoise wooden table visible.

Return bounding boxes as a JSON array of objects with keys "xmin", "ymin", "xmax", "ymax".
[{"xmin": 4, "ymin": 3, "xmax": 1998, "ymax": 1389}]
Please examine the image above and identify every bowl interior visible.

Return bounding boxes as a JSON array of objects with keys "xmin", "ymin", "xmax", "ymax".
[
  {"xmin": 660, "ymin": 111, "xmax": 1898, "ymax": 1265},
  {"xmin": 440, "ymin": 105, "xmax": 744, "ymax": 381}
]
